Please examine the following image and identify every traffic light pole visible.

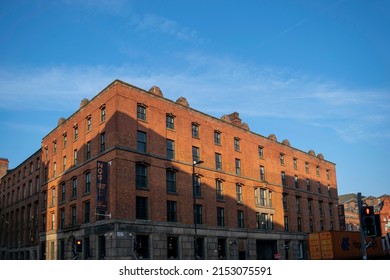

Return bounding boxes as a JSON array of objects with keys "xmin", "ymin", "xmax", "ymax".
[{"xmin": 357, "ymin": 192, "xmax": 367, "ymax": 260}]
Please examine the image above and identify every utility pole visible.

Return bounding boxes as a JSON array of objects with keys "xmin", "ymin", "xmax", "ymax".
[{"xmin": 357, "ymin": 192, "xmax": 367, "ymax": 260}]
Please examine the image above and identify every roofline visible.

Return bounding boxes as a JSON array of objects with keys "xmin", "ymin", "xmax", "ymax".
[{"xmin": 42, "ymin": 79, "xmax": 336, "ymax": 165}]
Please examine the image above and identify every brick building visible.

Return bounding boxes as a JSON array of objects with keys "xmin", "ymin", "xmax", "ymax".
[
  {"xmin": 0, "ymin": 152, "xmax": 41, "ymax": 260},
  {"xmin": 339, "ymin": 193, "xmax": 360, "ymax": 231},
  {"xmin": 339, "ymin": 193, "xmax": 390, "ymax": 237},
  {"xmin": 0, "ymin": 80, "xmax": 339, "ymax": 260}
]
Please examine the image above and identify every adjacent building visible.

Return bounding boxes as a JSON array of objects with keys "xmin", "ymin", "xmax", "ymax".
[
  {"xmin": 339, "ymin": 193, "xmax": 390, "ymax": 237},
  {"xmin": 0, "ymin": 80, "xmax": 339, "ymax": 260},
  {"xmin": 0, "ymin": 152, "xmax": 41, "ymax": 260}
]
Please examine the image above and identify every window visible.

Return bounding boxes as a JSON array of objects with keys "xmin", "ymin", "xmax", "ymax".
[
  {"xmin": 319, "ymin": 201, "xmax": 323, "ymax": 216},
  {"xmin": 61, "ymin": 182, "xmax": 65, "ymax": 202},
  {"xmin": 53, "ymin": 162, "xmax": 57, "ymax": 178},
  {"xmin": 60, "ymin": 209, "xmax": 65, "ymax": 229},
  {"xmin": 256, "ymin": 213, "xmax": 273, "ymax": 230},
  {"xmin": 84, "ymin": 142, "xmax": 90, "ymax": 161},
  {"xmin": 258, "ymin": 146, "xmax": 264, "ymax": 158},
  {"xmin": 72, "ymin": 177, "xmax": 77, "ymax": 198},
  {"xmin": 217, "ymin": 207, "xmax": 225, "ymax": 226},
  {"xmin": 234, "ymin": 137, "xmax": 240, "ymax": 151},
  {"xmin": 235, "ymin": 158, "xmax": 241, "ymax": 175},
  {"xmin": 74, "ymin": 125, "xmax": 78, "ymax": 140},
  {"xmin": 298, "ymin": 241, "xmax": 304, "ymax": 259},
  {"xmin": 297, "ymin": 217, "xmax": 302, "ymax": 232},
  {"xmin": 86, "ymin": 115, "xmax": 91, "ymax": 132},
  {"xmin": 255, "ymin": 188, "xmax": 271, "ymax": 207},
  {"xmin": 166, "ymin": 169, "xmax": 176, "ymax": 193},
  {"xmin": 84, "ymin": 201, "xmax": 90, "ymax": 224},
  {"xmin": 192, "ymin": 123, "xmax": 199, "ymax": 138},
  {"xmin": 317, "ymin": 182, "xmax": 321, "ymax": 194},
  {"xmin": 236, "ymin": 184, "xmax": 242, "ymax": 203},
  {"xmin": 215, "ymin": 153, "xmax": 222, "ymax": 170},
  {"xmin": 283, "ymin": 193, "xmax": 288, "ymax": 210},
  {"xmin": 280, "ymin": 153, "xmax": 285, "ymax": 165},
  {"xmin": 316, "ymin": 165, "xmax": 320, "ymax": 176},
  {"xmin": 306, "ymin": 179, "xmax": 311, "ymax": 192},
  {"xmin": 192, "ymin": 146, "xmax": 200, "ymax": 163},
  {"xmin": 85, "ymin": 172, "xmax": 91, "ymax": 193},
  {"xmin": 293, "ymin": 158, "xmax": 297, "ymax": 170},
  {"xmin": 167, "ymin": 236, "xmax": 178, "ymax": 259},
  {"xmin": 237, "ymin": 210, "xmax": 245, "ymax": 228},
  {"xmin": 196, "ymin": 237, "xmax": 205, "ymax": 259},
  {"xmin": 73, "ymin": 149, "xmax": 78, "ymax": 166},
  {"xmin": 71, "ymin": 206, "xmax": 77, "ymax": 226},
  {"xmin": 136, "ymin": 164, "xmax": 148, "ymax": 190},
  {"xmin": 51, "ymin": 212, "xmax": 55, "ymax": 231},
  {"xmin": 63, "ymin": 156, "xmax": 66, "ymax": 172},
  {"xmin": 327, "ymin": 185, "xmax": 331, "ymax": 197},
  {"xmin": 329, "ymin": 203, "xmax": 333, "ymax": 217},
  {"xmin": 135, "ymin": 235, "xmax": 149, "ymax": 259},
  {"xmin": 137, "ymin": 104, "xmax": 147, "ymax": 121},
  {"xmin": 167, "ymin": 201, "xmax": 177, "ymax": 222},
  {"xmin": 100, "ymin": 105, "xmax": 106, "ymax": 122},
  {"xmin": 284, "ymin": 216, "xmax": 289, "ymax": 231},
  {"xmin": 195, "ymin": 204, "xmax": 202, "ymax": 224},
  {"xmin": 53, "ymin": 141, "xmax": 57, "ymax": 154},
  {"xmin": 326, "ymin": 169, "xmax": 330, "ymax": 180},
  {"xmin": 308, "ymin": 199, "xmax": 312, "ymax": 214},
  {"xmin": 214, "ymin": 130, "xmax": 221, "ymax": 145},
  {"xmin": 320, "ymin": 220, "xmax": 324, "ymax": 231},
  {"xmin": 296, "ymin": 197, "xmax": 301, "ymax": 212},
  {"xmin": 260, "ymin": 188, "xmax": 267, "ymax": 206},
  {"xmin": 100, "ymin": 132, "xmax": 106, "ymax": 152},
  {"xmin": 136, "ymin": 196, "xmax": 148, "ymax": 220},
  {"xmin": 63, "ymin": 133, "xmax": 67, "ymax": 148},
  {"xmin": 29, "ymin": 180, "xmax": 33, "ymax": 196},
  {"xmin": 294, "ymin": 175, "xmax": 299, "ymax": 188},
  {"xmin": 216, "ymin": 179, "xmax": 223, "ymax": 200},
  {"xmin": 193, "ymin": 175, "xmax": 201, "ymax": 197},
  {"xmin": 166, "ymin": 114, "xmax": 174, "ymax": 129},
  {"xmin": 42, "ymin": 215, "xmax": 46, "ymax": 231},
  {"xmin": 305, "ymin": 162, "xmax": 309, "ymax": 173},
  {"xmin": 217, "ymin": 239, "xmax": 227, "ymax": 259},
  {"xmin": 260, "ymin": 166, "xmax": 265, "ymax": 181},
  {"xmin": 51, "ymin": 187, "xmax": 56, "ymax": 206},
  {"xmin": 166, "ymin": 139, "xmax": 175, "ymax": 160},
  {"xmin": 281, "ymin": 172, "xmax": 286, "ymax": 187},
  {"xmin": 137, "ymin": 131, "xmax": 147, "ymax": 153},
  {"xmin": 309, "ymin": 219, "xmax": 314, "ymax": 233}
]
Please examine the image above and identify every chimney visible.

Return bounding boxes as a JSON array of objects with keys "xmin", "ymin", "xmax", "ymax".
[
  {"xmin": 80, "ymin": 98, "xmax": 89, "ymax": 108},
  {"xmin": 0, "ymin": 158, "xmax": 9, "ymax": 179}
]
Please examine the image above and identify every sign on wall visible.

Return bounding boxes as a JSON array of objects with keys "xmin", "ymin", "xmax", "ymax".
[{"xmin": 96, "ymin": 161, "xmax": 108, "ymax": 212}]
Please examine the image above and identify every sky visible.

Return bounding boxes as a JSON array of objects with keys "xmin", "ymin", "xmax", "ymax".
[{"xmin": 0, "ymin": 0, "xmax": 389, "ymax": 197}]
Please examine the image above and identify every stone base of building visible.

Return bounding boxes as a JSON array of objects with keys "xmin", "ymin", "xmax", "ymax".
[{"xmin": 36, "ymin": 219, "xmax": 309, "ymax": 260}]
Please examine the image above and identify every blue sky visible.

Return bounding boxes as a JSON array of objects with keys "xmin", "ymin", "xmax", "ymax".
[{"xmin": 0, "ymin": 0, "xmax": 389, "ymax": 197}]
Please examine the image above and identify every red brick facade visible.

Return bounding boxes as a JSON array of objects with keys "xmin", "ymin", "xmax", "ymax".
[{"xmin": 1, "ymin": 80, "xmax": 339, "ymax": 260}]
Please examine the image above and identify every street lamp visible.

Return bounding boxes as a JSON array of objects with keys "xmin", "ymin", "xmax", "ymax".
[{"xmin": 192, "ymin": 160, "xmax": 204, "ymax": 259}]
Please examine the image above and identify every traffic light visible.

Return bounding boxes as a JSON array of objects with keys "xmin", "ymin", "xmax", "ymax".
[
  {"xmin": 361, "ymin": 206, "xmax": 377, "ymax": 237},
  {"xmin": 75, "ymin": 239, "xmax": 83, "ymax": 254}
]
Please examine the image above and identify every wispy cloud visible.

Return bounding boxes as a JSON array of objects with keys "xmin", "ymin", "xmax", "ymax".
[
  {"xmin": 62, "ymin": 0, "xmax": 129, "ymax": 15},
  {"xmin": 0, "ymin": 53, "xmax": 388, "ymax": 143},
  {"xmin": 130, "ymin": 13, "xmax": 202, "ymax": 43}
]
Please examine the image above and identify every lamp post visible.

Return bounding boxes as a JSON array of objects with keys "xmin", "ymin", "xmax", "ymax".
[{"xmin": 192, "ymin": 160, "xmax": 204, "ymax": 259}]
